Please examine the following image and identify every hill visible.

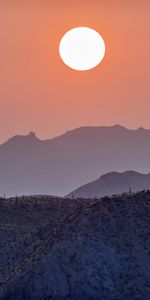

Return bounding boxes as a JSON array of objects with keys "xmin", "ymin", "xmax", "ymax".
[
  {"xmin": 0, "ymin": 191, "xmax": 150, "ymax": 299},
  {"xmin": 1, "ymin": 125, "xmax": 150, "ymax": 196},
  {"xmin": 66, "ymin": 170, "xmax": 150, "ymax": 198}
]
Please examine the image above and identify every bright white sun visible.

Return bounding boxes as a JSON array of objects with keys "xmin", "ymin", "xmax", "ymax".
[{"xmin": 59, "ymin": 27, "xmax": 105, "ymax": 71}]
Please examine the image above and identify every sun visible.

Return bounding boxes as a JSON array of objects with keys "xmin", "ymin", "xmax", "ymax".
[{"xmin": 59, "ymin": 27, "xmax": 105, "ymax": 71}]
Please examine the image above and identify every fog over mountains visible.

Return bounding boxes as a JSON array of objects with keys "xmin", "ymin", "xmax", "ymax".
[{"xmin": 1, "ymin": 125, "xmax": 150, "ymax": 197}]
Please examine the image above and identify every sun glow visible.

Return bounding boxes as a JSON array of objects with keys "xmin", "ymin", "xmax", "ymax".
[{"xmin": 59, "ymin": 27, "xmax": 105, "ymax": 71}]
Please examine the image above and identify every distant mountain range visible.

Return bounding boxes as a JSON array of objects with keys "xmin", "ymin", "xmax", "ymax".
[
  {"xmin": 1, "ymin": 125, "xmax": 150, "ymax": 196},
  {"xmin": 66, "ymin": 171, "xmax": 150, "ymax": 198}
]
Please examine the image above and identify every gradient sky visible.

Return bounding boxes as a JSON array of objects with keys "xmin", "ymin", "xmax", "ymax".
[{"xmin": 0, "ymin": 0, "xmax": 150, "ymax": 143}]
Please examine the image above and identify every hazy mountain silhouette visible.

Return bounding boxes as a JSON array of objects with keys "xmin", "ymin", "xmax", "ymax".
[
  {"xmin": 1, "ymin": 125, "xmax": 150, "ymax": 196},
  {"xmin": 66, "ymin": 170, "xmax": 150, "ymax": 198}
]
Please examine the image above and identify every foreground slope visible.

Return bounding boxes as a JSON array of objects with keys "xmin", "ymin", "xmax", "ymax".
[
  {"xmin": 0, "ymin": 192, "xmax": 150, "ymax": 300},
  {"xmin": 67, "ymin": 170, "xmax": 150, "ymax": 198},
  {"xmin": 1, "ymin": 125, "xmax": 150, "ymax": 196}
]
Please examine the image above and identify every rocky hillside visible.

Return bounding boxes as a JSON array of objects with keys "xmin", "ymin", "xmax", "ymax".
[
  {"xmin": 67, "ymin": 170, "xmax": 150, "ymax": 198},
  {"xmin": 0, "ymin": 192, "xmax": 150, "ymax": 299}
]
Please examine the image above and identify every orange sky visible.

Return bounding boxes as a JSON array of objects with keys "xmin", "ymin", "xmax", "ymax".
[{"xmin": 0, "ymin": 0, "xmax": 150, "ymax": 142}]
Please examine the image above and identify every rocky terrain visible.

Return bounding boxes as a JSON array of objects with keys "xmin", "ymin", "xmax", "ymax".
[
  {"xmin": 67, "ymin": 170, "xmax": 150, "ymax": 198},
  {"xmin": 0, "ymin": 192, "xmax": 150, "ymax": 299}
]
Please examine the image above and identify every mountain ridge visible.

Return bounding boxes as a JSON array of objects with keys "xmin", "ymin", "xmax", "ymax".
[
  {"xmin": 2, "ymin": 124, "xmax": 150, "ymax": 146},
  {"xmin": 0, "ymin": 191, "xmax": 150, "ymax": 299},
  {"xmin": 66, "ymin": 170, "xmax": 150, "ymax": 198},
  {"xmin": 1, "ymin": 124, "xmax": 150, "ymax": 196}
]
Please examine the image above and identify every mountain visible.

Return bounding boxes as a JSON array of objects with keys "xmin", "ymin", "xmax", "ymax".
[
  {"xmin": 0, "ymin": 191, "xmax": 150, "ymax": 299},
  {"xmin": 66, "ymin": 171, "xmax": 150, "ymax": 198},
  {"xmin": 1, "ymin": 125, "xmax": 150, "ymax": 196}
]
